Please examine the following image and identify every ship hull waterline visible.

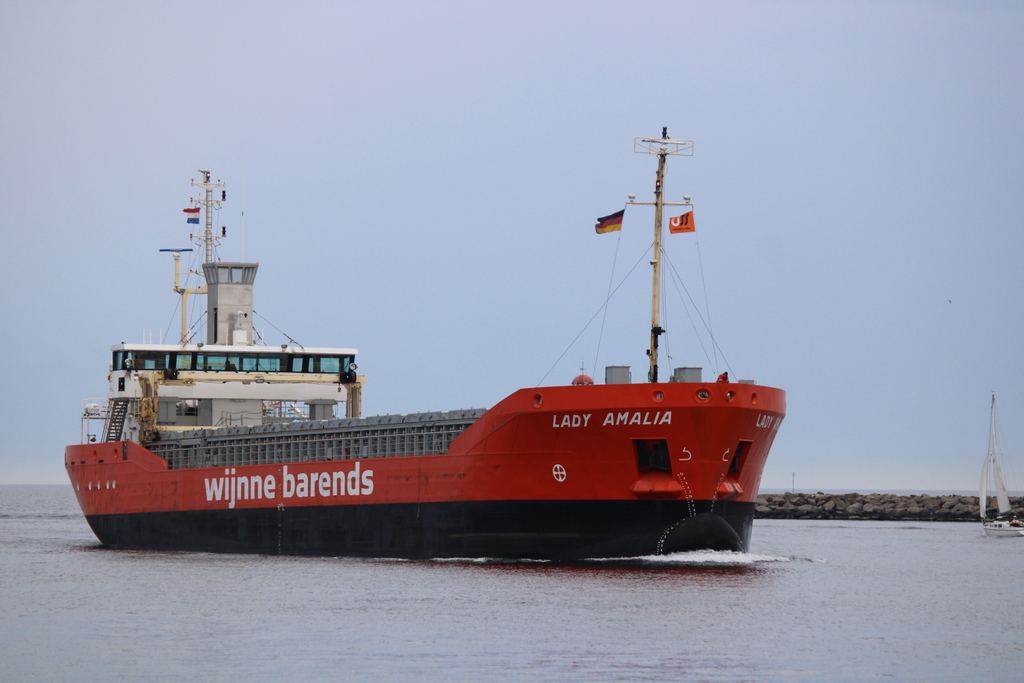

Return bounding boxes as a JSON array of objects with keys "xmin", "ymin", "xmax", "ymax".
[
  {"xmin": 67, "ymin": 382, "xmax": 785, "ymax": 559},
  {"xmin": 83, "ymin": 500, "xmax": 754, "ymax": 559}
]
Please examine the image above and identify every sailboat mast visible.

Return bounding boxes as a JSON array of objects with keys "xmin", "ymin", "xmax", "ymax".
[
  {"xmin": 990, "ymin": 394, "xmax": 1013, "ymax": 516},
  {"xmin": 991, "ymin": 394, "xmax": 998, "ymax": 464},
  {"xmin": 981, "ymin": 395, "xmax": 996, "ymax": 519},
  {"xmin": 980, "ymin": 449, "xmax": 990, "ymax": 520}
]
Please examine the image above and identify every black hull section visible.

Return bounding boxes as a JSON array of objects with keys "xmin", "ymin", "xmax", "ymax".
[{"xmin": 85, "ymin": 499, "xmax": 755, "ymax": 560}]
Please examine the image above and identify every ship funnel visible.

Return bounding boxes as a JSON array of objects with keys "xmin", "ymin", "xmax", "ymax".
[{"xmin": 203, "ymin": 262, "xmax": 259, "ymax": 345}]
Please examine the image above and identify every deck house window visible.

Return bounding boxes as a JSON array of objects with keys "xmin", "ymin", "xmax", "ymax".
[{"xmin": 257, "ymin": 355, "xmax": 285, "ymax": 372}]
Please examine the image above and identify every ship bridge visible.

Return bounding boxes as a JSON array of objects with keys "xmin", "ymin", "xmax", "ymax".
[
  {"xmin": 84, "ymin": 343, "xmax": 364, "ymax": 444},
  {"xmin": 111, "ymin": 344, "xmax": 356, "ymax": 378},
  {"xmin": 79, "ymin": 172, "xmax": 368, "ymax": 445}
]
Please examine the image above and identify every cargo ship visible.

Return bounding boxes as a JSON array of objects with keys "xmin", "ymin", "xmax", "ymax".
[{"xmin": 66, "ymin": 133, "xmax": 785, "ymax": 559}]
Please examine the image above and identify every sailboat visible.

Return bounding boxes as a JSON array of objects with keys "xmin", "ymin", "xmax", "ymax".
[{"xmin": 980, "ymin": 395, "xmax": 1024, "ymax": 537}]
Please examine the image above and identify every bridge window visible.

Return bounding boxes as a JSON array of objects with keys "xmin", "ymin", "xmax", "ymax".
[
  {"xmin": 210, "ymin": 265, "xmax": 256, "ymax": 284},
  {"xmin": 198, "ymin": 354, "xmax": 241, "ymax": 371},
  {"xmin": 310, "ymin": 356, "xmax": 340, "ymax": 373},
  {"xmin": 145, "ymin": 354, "xmax": 169, "ymax": 370},
  {"xmin": 114, "ymin": 350, "xmax": 354, "ymax": 374},
  {"xmin": 113, "ymin": 351, "xmax": 171, "ymax": 370},
  {"xmin": 257, "ymin": 355, "xmax": 286, "ymax": 372}
]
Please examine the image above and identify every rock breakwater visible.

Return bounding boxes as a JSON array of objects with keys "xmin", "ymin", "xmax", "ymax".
[{"xmin": 754, "ymin": 492, "xmax": 1024, "ymax": 521}]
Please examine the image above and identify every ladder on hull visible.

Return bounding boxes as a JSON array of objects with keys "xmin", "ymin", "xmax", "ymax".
[{"xmin": 104, "ymin": 398, "xmax": 129, "ymax": 442}]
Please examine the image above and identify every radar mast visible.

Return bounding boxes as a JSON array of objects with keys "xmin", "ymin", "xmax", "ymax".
[
  {"xmin": 629, "ymin": 128, "xmax": 694, "ymax": 382},
  {"xmin": 162, "ymin": 170, "xmax": 229, "ymax": 344},
  {"xmin": 190, "ymin": 169, "xmax": 226, "ymax": 264}
]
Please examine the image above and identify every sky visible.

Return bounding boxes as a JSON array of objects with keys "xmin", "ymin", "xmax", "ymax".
[{"xmin": 2, "ymin": 1, "xmax": 1023, "ymax": 491}]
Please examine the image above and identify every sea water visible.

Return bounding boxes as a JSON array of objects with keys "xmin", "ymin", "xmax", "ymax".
[{"xmin": 1, "ymin": 485, "xmax": 1021, "ymax": 682}]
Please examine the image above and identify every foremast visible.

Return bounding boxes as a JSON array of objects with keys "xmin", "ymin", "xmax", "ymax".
[{"xmin": 629, "ymin": 128, "xmax": 694, "ymax": 382}]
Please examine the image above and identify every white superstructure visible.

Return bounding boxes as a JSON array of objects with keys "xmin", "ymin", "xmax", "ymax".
[{"xmin": 79, "ymin": 171, "xmax": 366, "ymax": 445}]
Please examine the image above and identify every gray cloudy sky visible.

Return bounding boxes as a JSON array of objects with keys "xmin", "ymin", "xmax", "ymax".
[{"xmin": 2, "ymin": 1, "xmax": 1023, "ymax": 490}]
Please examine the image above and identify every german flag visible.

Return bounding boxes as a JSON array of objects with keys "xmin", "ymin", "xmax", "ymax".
[{"xmin": 595, "ymin": 209, "xmax": 625, "ymax": 234}]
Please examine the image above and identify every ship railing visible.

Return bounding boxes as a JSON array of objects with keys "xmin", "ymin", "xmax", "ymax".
[
  {"xmin": 216, "ymin": 411, "xmax": 266, "ymax": 427},
  {"xmin": 79, "ymin": 399, "xmax": 110, "ymax": 444}
]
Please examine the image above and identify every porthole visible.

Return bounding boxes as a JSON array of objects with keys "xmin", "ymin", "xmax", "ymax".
[
  {"xmin": 653, "ymin": 391, "xmax": 664, "ymax": 402},
  {"xmin": 750, "ymin": 392, "xmax": 758, "ymax": 405},
  {"xmin": 532, "ymin": 393, "xmax": 543, "ymax": 408},
  {"xmin": 695, "ymin": 389, "xmax": 711, "ymax": 403},
  {"xmin": 725, "ymin": 391, "xmax": 735, "ymax": 402}
]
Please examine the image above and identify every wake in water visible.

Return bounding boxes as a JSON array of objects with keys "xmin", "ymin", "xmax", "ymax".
[
  {"xmin": 414, "ymin": 550, "xmax": 821, "ymax": 567},
  {"xmin": 583, "ymin": 550, "xmax": 820, "ymax": 567}
]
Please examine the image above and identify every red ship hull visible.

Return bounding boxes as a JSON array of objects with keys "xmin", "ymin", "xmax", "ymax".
[{"xmin": 66, "ymin": 382, "xmax": 784, "ymax": 559}]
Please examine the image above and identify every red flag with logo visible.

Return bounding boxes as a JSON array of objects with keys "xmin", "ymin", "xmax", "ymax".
[{"xmin": 669, "ymin": 211, "xmax": 694, "ymax": 233}]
